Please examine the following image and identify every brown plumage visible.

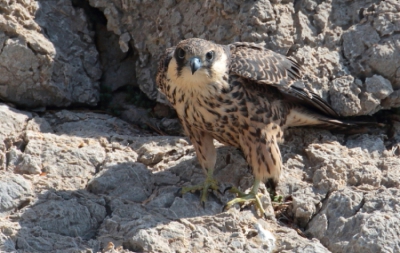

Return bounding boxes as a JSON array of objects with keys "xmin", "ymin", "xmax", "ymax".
[{"xmin": 156, "ymin": 38, "xmax": 357, "ymax": 215}]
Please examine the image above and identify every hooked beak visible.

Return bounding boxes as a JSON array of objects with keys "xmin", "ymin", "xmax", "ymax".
[{"xmin": 189, "ymin": 57, "xmax": 202, "ymax": 75}]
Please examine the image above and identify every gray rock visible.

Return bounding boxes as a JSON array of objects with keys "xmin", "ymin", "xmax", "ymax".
[
  {"xmin": 342, "ymin": 24, "xmax": 380, "ymax": 60},
  {"xmin": 382, "ymin": 90, "xmax": 400, "ymax": 108},
  {"xmin": 99, "ymin": 202, "xmax": 281, "ymax": 253},
  {"xmin": 0, "ymin": 172, "xmax": 33, "ymax": 216},
  {"xmin": 87, "ymin": 162, "xmax": 154, "ymax": 203},
  {"xmin": 359, "ymin": 75, "xmax": 394, "ymax": 115},
  {"xmin": 16, "ymin": 227, "xmax": 101, "ymax": 253},
  {"xmin": 0, "ymin": 108, "xmax": 396, "ymax": 253},
  {"xmin": 88, "ymin": 0, "xmax": 297, "ymax": 102},
  {"xmin": 381, "ymin": 157, "xmax": 400, "ymax": 188},
  {"xmin": 0, "ymin": 105, "xmax": 32, "ymax": 170},
  {"xmin": 307, "ymin": 188, "xmax": 400, "ymax": 253},
  {"xmin": 43, "ymin": 110, "xmax": 144, "ymax": 138},
  {"xmin": 0, "ymin": 0, "xmax": 399, "ymax": 252},
  {"xmin": 346, "ymin": 134, "xmax": 386, "ymax": 154},
  {"xmin": 19, "ymin": 190, "xmax": 106, "ymax": 240},
  {"xmin": 96, "ymin": 28, "xmax": 137, "ymax": 93},
  {"xmin": 329, "ymin": 76, "xmax": 362, "ymax": 116},
  {"xmin": 88, "ymin": 0, "xmax": 400, "ymax": 114},
  {"xmin": 128, "ymin": 136, "xmax": 192, "ymax": 168},
  {"xmin": 0, "ymin": 0, "xmax": 100, "ymax": 107},
  {"xmin": 20, "ymin": 130, "xmax": 106, "ymax": 178}
]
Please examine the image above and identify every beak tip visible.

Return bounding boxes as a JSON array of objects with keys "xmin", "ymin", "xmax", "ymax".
[{"xmin": 190, "ymin": 57, "xmax": 201, "ymax": 75}]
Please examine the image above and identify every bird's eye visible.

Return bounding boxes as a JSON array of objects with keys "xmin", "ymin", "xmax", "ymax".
[
  {"xmin": 177, "ymin": 48, "xmax": 185, "ymax": 59},
  {"xmin": 206, "ymin": 51, "xmax": 214, "ymax": 61}
]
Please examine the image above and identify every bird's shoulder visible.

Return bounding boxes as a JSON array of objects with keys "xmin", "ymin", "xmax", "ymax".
[
  {"xmin": 226, "ymin": 42, "xmax": 339, "ymax": 117},
  {"xmin": 156, "ymin": 46, "xmax": 175, "ymax": 91},
  {"xmin": 227, "ymin": 42, "xmax": 302, "ymax": 87}
]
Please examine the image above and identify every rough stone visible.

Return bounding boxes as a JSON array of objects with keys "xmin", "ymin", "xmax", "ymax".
[
  {"xmin": 307, "ymin": 188, "xmax": 400, "ymax": 253},
  {"xmin": 329, "ymin": 76, "xmax": 362, "ymax": 116},
  {"xmin": 0, "ymin": 106, "xmax": 396, "ymax": 252},
  {"xmin": 13, "ymin": 130, "xmax": 107, "ymax": 190},
  {"xmin": 359, "ymin": 75, "xmax": 394, "ymax": 115},
  {"xmin": 19, "ymin": 190, "xmax": 106, "ymax": 240},
  {"xmin": 87, "ymin": 162, "xmax": 154, "ymax": 203},
  {"xmin": 0, "ymin": 0, "xmax": 100, "ymax": 107},
  {"xmin": 0, "ymin": 105, "xmax": 32, "ymax": 170},
  {"xmin": 43, "ymin": 110, "xmax": 145, "ymax": 138},
  {"xmin": 0, "ymin": 0, "xmax": 399, "ymax": 252},
  {"xmin": 98, "ymin": 200, "xmax": 321, "ymax": 253},
  {"xmin": 87, "ymin": 0, "xmax": 297, "ymax": 103},
  {"xmin": 85, "ymin": 0, "xmax": 400, "ymax": 115},
  {"xmin": 0, "ymin": 172, "xmax": 33, "ymax": 216}
]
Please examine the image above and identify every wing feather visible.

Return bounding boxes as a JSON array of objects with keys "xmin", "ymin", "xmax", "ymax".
[
  {"xmin": 229, "ymin": 42, "xmax": 339, "ymax": 117},
  {"xmin": 229, "ymin": 42, "xmax": 302, "ymax": 88},
  {"xmin": 156, "ymin": 46, "xmax": 175, "ymax": 94}
]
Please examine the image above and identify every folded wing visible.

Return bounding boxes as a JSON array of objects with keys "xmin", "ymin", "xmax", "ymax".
[{"xmin": 229, "ymin": 42, "xmax": 339, "ymax": 117}]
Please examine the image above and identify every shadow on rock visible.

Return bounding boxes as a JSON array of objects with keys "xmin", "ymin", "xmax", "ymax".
[{"xmin": 14, "ymin": 152, "xmax": 261, "ymax": 253}]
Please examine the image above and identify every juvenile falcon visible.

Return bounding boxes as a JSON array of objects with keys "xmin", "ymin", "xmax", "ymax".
[{"xmin": 156, "ymin": 38, "xmax": 357, "ymax": 216}]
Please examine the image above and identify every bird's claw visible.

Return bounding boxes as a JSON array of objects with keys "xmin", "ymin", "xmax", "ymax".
[
  {"xmin": 180, "ymin": 175, "xmax": 219, "ymax": 205},
  {"xmin": 223, "ymin": 187, "xmax": 267, "ymax": 218},
  {"xmin": 223, "ymin": 186, "xmax": 232, "ymax": 194}
]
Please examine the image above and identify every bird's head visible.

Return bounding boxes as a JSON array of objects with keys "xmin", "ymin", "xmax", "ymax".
[{"xmin": 167, "ymin": 38, "xmax": 229, "ymax": 90}]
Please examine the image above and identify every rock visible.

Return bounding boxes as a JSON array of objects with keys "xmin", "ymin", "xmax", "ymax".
[
  {"xmin": 0, "ymin": 219, "xmax": 20, "ymax": 252},
  {"xmin": 19, "ymin": 190, "xmax": 106, "ymax": 240},
  {"xmin": 128, "ymin": 136, "xmax": 192, "ymax": 169},
  {"xmin": 0, "ymin": 104, "xmax": 32, "ymax": 170},
  {"xmin": 342, "ymin": 24, "xmax": 380, "ymax": 60},
  {"xmin": 329, "ymin": 76, "xmax": 362, "ymax": 116},
  {"xmin": 87, "ymin": 162, "xmax": 154, "ymax": 203},
  {"xmin": 276, "ymin": 225, "xmax": 330, "ymax": 253},
  {"xmin": 380, "ymin": 157, "xmax": 400, "ymax": 188},
  {"xmin": 307, "ymin": 188, "xmax": 400, "ymax": 253},
  {"xmin": 96, "ymin": 28, "xmax": 136, "ymax": 92},
  {"xmin": 0, "ymin": 0, "xmax": 100, "ymax": 107},
  {"xmin": 43, "ymin": 110, "xmax": 145, "ymax": 138},
  {"xmin": 359, "ymin": 75, "xmax": 394, "ymax": 115},
  {"xmin": 13, "ymin": 130, "xmax": 106, "ymax": 190},
  {"xmin": 84, "ymin": 0, "xmax": 400, "ymax": 114},
  {"xmin": 87, "ymin": 0, "xmax": 295, "ymax": 102},
  {"xmin": 16, "ymin": 227, "xmax": 101, "ymax": 253},
  {"xmin": 0, "ymin": 106, "xmax": 396, "ymax": 252},
  {"xmin": 0, "ymin": 172, "xmax": 33, "ymax": 216},
  {"xmin": 382, "ymin": 90, "xmax": 400, "ymax": 108},
  {"xmin": 98, "ymin": 201, "xmax": 304, "ymax": 253},
  {"xmin": 0, "ymin": 0, "xmax": 399, "ymax": 252}
]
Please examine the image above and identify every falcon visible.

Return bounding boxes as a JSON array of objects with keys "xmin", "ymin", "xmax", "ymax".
[{"xmin": 156, "ymin": 38, "xmax": 358, "ymax": 216}]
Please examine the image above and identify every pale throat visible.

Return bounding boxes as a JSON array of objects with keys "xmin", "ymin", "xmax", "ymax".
[{"xmin": 167, "ymin": 54, "xmax": 229, "ymax": 96}]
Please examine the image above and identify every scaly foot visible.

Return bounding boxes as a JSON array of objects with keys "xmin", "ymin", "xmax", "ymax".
[
  {"xmin": 223, "ymin": 179, "xmax": 269, "ymax": 218},
  {"xmin": 180, "ymin": 169, "xmax": 219, "ymax": 205}
]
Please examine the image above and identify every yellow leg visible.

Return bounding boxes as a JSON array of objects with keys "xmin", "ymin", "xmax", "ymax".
[
  {"xmin": 223, "ymin": 179, "xmax": 267, "ymax": 217},
  {"xmin": 180, "ymin": 169, "xmax": 219, "ymax": 205}
]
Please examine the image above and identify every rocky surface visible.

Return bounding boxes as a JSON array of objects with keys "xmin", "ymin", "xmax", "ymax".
[
  {"xmin": 87, "ymin": 0, "xmax": 400, "ymax": 117},
  {"xmin": 0, "ymin": 0, "xmax": 100, "ymax": 108},
  {"xmin": 0, "ymin": 104, "xmax": 397, "ymax": 253},
  {"xmin": 0, "ymin": 0, "xmax": 399, "ymax": 253},
  {"xmin": 1, "ymin": 0, "xmax": 399, "ymax": 112}
]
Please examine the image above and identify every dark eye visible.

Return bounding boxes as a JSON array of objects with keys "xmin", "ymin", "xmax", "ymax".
[
  {"xmin": 177, "ymin": 48, "xmax": 185, "ymax": 59},
  {"xmin": 206, "ymin": 51, "xmax": 214, "ymax": 61}
]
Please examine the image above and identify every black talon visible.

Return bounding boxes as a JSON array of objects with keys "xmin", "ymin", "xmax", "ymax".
[
  {"xmin": 176, "ymin": 187, "xmax": 183, "ymax": 197},
  {"xmin": 223, "ymin": 186, "xmax": 233, "ymax": 194}
]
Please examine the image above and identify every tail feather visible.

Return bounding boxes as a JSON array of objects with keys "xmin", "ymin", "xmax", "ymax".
[
  {"xmin": 314, "ymin": 117, "xmax": 378, "ymax": 134},
  {"xmin": 285, "ymin": 107, "xmax": 380, "ymax": 134}
]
